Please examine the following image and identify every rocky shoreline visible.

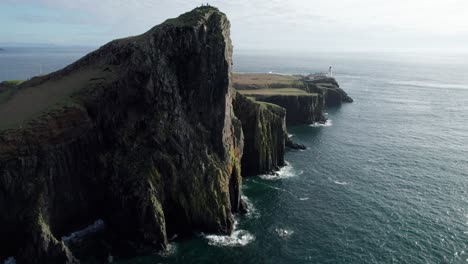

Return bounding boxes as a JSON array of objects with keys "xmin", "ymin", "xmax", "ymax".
[{"xmin": 0, "ymin": 6, "xmax": 351, "ymax": 263}]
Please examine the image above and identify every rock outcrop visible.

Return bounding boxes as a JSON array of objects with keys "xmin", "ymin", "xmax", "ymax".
[
  {"xmin": 304, "ymin": 77, "xmax": 353, "ymax": 107},
  {"xmin": 233, "ymin": 92, "xmax": 286, "ymax": 176},
  {"xmin": 0, "ymin": 6, "xmax": 243, "ymax": 263},
  {"xmin": 249, "ymin": 94, "xmax": 326, "ymax": 125}
]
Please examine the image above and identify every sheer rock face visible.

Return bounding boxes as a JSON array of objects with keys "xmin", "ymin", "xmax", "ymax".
[
  {"xmin": 249, "ymin": 94, "xmax": 326, "ymax": 125},
  {"xmin": 233, "ymin": 92, "xmax": 287, "ymax": 176},
  {"xmin": 304, "ymin": 77, "xmax": 353, "ymax": 107},
  {"xmin": 0, "ymin": 6, "xmax": 243, "ymax": 262}
]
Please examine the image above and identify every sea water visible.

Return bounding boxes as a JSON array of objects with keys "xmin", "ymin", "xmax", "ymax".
[{"xmin": 2, "ymin": 48, "xmax": 467, "ymax": 263}]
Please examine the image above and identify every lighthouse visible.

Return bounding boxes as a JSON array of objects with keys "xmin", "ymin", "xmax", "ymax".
[{"xmin": 328, "ymin": 66, "xmax": 333, "ymax": 77}]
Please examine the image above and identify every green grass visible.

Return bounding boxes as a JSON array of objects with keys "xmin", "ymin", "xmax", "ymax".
[
  {"xmin": 2, "ymin": 80, "xmax": 24, "ymax": 86},
  {"xmin": 233, "ymin": 73, "xmax": 305, "ymax": 89},
  {"xmin": 239, "ymin": 88, "xmax": 318, "ymax": 96}
]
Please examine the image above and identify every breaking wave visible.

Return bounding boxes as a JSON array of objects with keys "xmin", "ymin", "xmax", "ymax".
[
  {"xmin": 310, "ymin": 120, "xmax": 333, "ymax": 127},
  {"xmin": 241, "ymin": 195, "xmax": 260, "ymax": 218},
  {"xmin": 275, "ymin": 228, "xmax": 294, "ymax": 239},
  {"xmin": 259, "ymin": 162, "xmax": 303, "ymax": 180},
  {"xmin": 329, "ymin": 178, "xmax": 349, "ymax": 185},
  {"xmin": 204, "ymin": 220, "xmax": 254, "ymax": 247}
]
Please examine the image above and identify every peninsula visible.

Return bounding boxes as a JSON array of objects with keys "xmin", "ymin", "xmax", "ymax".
[{"xmin": 0, "ymin": 6, "xmax": 351, "ymax": 263}]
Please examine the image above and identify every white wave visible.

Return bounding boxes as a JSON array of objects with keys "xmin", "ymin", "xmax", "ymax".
[
  {"xmin": 259, "ymin": 162, "xmax": 303, "ymax": 180},
  {"xmin": 288, "ymin": 133, "xmax": 294, "ymax": 138},
  {"xmin": 299, "ymin": 197, "xmax": 309, "ymax": 201},
  {"xmin": 334, "ymin": 181, "xmax": 348, "ymax": 185},
  {"xmin": 275, "ymin": 228, "xmax": 294, "ymax": 239},
  {"xmin": 310, "ymin": 120, "xmax": 332, "ymax": 127},
  {"xmin": 62, "ymin": 219, "xmax": 105, "ymax": 244},
  {"xmin": 241, "ymin": 195, "xmax": 260, "ymax": 218},
  {"xmin": 158, "ymin": 242, "xmax": 177, "ymax": 257},
  {"xmin": 330, "ymin": 178, "xmax": 349, "ymax": 185},
  {"xmin": 3, "ymin": 257, "xmax": 15, "ymax": 264},
  {"xmin": 204, "ymin": 220, "xmax": 254, "ymax": 247}
]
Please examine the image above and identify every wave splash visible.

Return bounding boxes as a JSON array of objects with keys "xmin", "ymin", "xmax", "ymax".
[
  {"xmin": 241, "ymin": 195, "xmax": 260, "ymax": 218},
  {"xmin": 259, "ymin": 162, "xmax": 303, "ymax": 180},
  {"xmin": 329, "ymin": 178, "xmax": 349, "ymax": 185},
  {"xmin": 310, "ymin": 120, "xmax": 333, "ymax": 127},
  {"xmin": 204, "ymin": 220, "xmax": 255, "ymax": 247},
  {"xmin": 275, "ymin": 228, "xmax": 294, "ymax": 239}
]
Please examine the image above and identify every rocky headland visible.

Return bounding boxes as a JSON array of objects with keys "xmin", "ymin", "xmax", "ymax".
[
  {"xmin": 0, "ymin": 6, "xmax": 351, "ymax": 263},
  {"xmin": 233, "ymin": 73, "xmax": 352, "ymax": 125}
]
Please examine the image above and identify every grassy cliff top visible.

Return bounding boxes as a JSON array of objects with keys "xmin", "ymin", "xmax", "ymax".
[
  {"xmin": 233, "ymin": 73, "xmax": 304, "ymax": 89},
  {"xmin": 238, "ymin": 88, "xmax": 317, "ymax": 96}
]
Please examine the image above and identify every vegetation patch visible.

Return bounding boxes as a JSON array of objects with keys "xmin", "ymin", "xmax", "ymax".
[{"xmin": 239, "ymin": 88, "xmax": 317, "ymax": 96}]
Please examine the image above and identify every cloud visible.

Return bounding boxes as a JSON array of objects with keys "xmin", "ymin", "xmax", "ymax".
[{"xmin": 2, "ymin": 0, "xmax": 468, "ymax": 51}]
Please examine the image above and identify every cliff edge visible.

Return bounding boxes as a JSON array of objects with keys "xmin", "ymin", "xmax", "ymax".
[{"xmin": 0, "ymin": 6, "xmax": 243, "ymax": 263}]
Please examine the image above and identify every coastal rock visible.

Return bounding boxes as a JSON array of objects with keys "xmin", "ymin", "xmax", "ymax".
[
  {"xmin": 304, "ymin": 77, "xmax": 353, "ymax": 106},
  {"xmin": 249, "ymin": 94, "xmax": 326, "ymax": 125},
  {"xmin": 0, "ymin": 6, "xmax": 243, "ymax": 262},
  {"xmin": 286, "ymin": 138, "xmax": 306, "ymax": 150},
  {"xmin": 233, "ymin": 92, "xmax": 286, "ymax": 176}
]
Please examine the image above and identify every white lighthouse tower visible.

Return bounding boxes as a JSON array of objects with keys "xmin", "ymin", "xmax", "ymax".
[{"xmin": 328, "ymin": 66, "xmax": 333, "ymax": 77}]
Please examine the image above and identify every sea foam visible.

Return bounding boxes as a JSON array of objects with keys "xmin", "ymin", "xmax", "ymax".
[
  {"xmin": 204, "ymin": 220, "xmax": 255, "ymax": 247},
  {"xmin": 259, "ymin": 162, "xmax": 303, "ymax": 180},
  {"xmin": 241, "ymin": 195, "xmax": 260, "ymax": 218},
  {"xmin": 275, "ymin": 228, "xmax": 294, "ymax": 239},
  {"xmin": 310, "ymin": 120, "xmax": 333, "ymax": 127}
]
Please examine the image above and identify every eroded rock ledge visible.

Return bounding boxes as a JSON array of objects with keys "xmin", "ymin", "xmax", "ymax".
[{"xmin": 233, "ymin": 92, "xmax": 287, "ymax": 176}]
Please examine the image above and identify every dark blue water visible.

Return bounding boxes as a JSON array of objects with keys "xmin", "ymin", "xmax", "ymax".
[{"xmin": 2, "ymin": 48, "xmax": 467, "ymax": 263}]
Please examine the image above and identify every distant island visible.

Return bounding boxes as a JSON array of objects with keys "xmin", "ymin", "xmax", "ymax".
[{"xmin": 0, "ymin": 6, "xmax": 351, "ymax": 263}]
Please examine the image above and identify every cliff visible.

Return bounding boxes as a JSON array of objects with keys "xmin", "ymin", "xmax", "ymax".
[
  {"xmin": 0, "ymin": 6, "xmax": 243, "ymax": 263},
  {"xmin": 233, "ymin": 92, "xmax": 286, "ymax": 176},
  {"xmin": 239, "ymin": 90, "xmax": 326, "ymax": 125},
  {"xmin": 233, "ymin": 73, "xmax": 352, "ymax": 124},
  {"xmin": 303, "ymin": 77, "xmax": 353, "ymax": 106}
]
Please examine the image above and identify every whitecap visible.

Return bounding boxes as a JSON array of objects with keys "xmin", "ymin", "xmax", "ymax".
[
  {"xmin": 275, "ymin": 228, "xmax": 294, "ymax": 239},
  {"xmin": 299, "ymin": 197, "xmax": 309, "ymax": 201},
  {"xmin": 288, "ymin": 133, "xmax": 294, "ymax": 138},
  {"xmin": 259, "ymin": 162, "xmax": 303, "ymax": 180},
  {"xmin": 333, "ymin": 181, "xmax": 349, "ymax": 185},
  {"xmin": 309, "ymin": 120, "xmax": 332, "ymax": 127},
  {"xmin": 329, "ymin": 177, "xmax": 349, "ymax": 185},
  {"xmin": 204, "ymin": 221, "xmax": 254, "ymax": 247},
  {"xmin": 241, "ymin": 195, "xmax": 260, "ymax": 218}
]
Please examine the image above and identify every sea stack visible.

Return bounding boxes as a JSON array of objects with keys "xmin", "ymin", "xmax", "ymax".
[{"xmin": 0, "ymin": 6, "xmax": 243, "ymax": 263}]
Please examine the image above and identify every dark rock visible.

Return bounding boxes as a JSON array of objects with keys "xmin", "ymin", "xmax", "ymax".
[
  {"xmin": 0, "ymin": 6, "xmax": 243, "ymax": 262},
  {"xmin": 250, "ymin": 94, "xmax": 326, "ymax": 125},
  {"xmin": 286, "ymin": 138, "xmax": 306, "ymax": 150},
  {"xmin": 304, "ymin": 77, "xmax": 353, "ymax": 107},
  {"xmin": 233, "ymin": 92, "xmax": 286, "ymax": 177}
]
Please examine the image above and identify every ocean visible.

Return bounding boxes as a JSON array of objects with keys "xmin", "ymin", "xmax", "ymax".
[{"xmin": 1, "ymin": 47, "xmax": 467, "ymax": 263}]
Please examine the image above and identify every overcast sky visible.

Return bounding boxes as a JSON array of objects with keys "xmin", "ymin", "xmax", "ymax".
[{"xmin": 1, "ymin": 0, "xmax": 468, "ymax": 52}]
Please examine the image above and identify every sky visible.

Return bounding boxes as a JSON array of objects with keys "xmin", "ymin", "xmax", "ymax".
[{"xmin": 1, "ymin": 0, "xmax": 468, "ymax": 53}]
